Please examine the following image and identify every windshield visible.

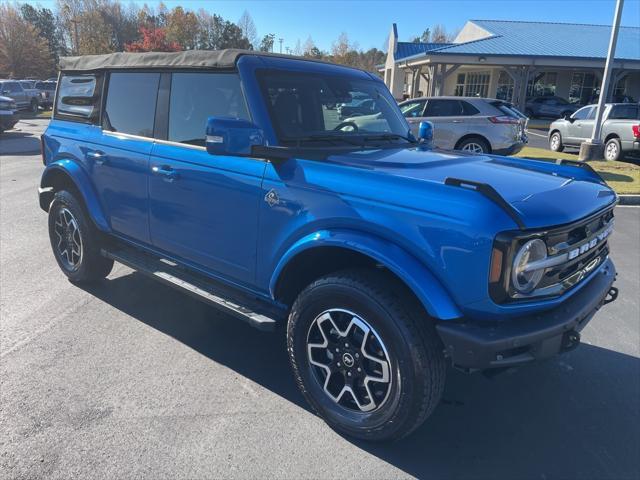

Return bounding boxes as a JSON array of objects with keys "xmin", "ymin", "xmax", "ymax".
[{"xmin": 257, "ymin": 70, "xmax": 412, "ymax": 147}]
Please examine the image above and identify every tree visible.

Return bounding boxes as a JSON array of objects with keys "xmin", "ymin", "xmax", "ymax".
[
  {"xmin": 164, "ymin": 6, "xmax": 199, "ymax": 50},
  {"xmin": 302, "ymin": 36, "xmax": 315, "ymax": 56},
  {"xmin": 237, "ymin": 10, "xmax": 257, "ymax": 49},
  {"xmin": 0, "ymin": 4, "xmax": 54, "ymax": 78},
  {"xmin": 331, "ymin": 32, "xmax": 350, "ymax": 58},
  {"xmin": 101, "ymin": 1, "xmax": 140, "ymax": 51},
  {"xmin": 259, "ymin": 33, "xmax": 275, "ymax": 52},
  {"xmin": 412, "ymin": 28, "xmax": 430, "ymax": 43},
  {"xmin": 57, "ymin": 0, "xmax": 116, "ymax": 55},
  {"xmin": 293, "ymin": 39, "xmax": 302, "ymax": 56},
  {"xmin": 125, "ymin": 25, "xmax": 180, "ymax": 52},
  {"xmin": 20, "ymin": 4, "xmax": 66, "ymax": 66},
  {"xmin": 431, "ymin": 24, "xmax": 453, "ymax": 43}
]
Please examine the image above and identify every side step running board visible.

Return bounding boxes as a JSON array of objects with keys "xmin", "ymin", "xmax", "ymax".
[{"xmin": 101, "ymin": 247, "xmax": 282, "ymax": 331}]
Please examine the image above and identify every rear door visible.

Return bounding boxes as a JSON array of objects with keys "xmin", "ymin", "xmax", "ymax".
[
  {"xmin": 148, "ymin": 71, "xmax": 265, "ymax": 285},
  {"xmin": 423, "ymin": 99, "xmax": 476, "ymax": 149},
  {"xmin": 90, "ymin": 71, "xmax": 160, "ymax": 243}
]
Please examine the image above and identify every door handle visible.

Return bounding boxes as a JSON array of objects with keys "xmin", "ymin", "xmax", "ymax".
[
  {"xmin": 452, "ymin": 120, "xmax": 463, "ymax": 123},
  {"xmin": 86, "ymin": 150, "xmax": 108, "ymax": 165},
  {"xmin": 152, "ymin": 165, "xmax": 179, "ymax": 182}
]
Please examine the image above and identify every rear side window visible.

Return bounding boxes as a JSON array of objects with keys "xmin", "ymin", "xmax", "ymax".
[
  {"xmin": 168, "ymin": 73, "xmax": 249, "ymax": 146},
  {"xmin": 424, "ymin": 99, "xmax": 465, "ymax": 117},
  {"xmin": 609, "ymin": 105, "xmax": 639, "ymax": 120},
  {"xmin": 461, "ymin": 101, "xmax": 480, "ymax": 115},
  {"xmin": 55, "ymin": 74, "xmax": 102, "ymax": 122},
  {"xmin": 104, "ymin": 72, "xmax": 160, "ymax": 137}
]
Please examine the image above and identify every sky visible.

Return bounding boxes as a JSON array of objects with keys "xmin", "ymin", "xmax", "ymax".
[{"xmin": 36, "ymin": 0, "xmax": 640, "ymax": 52}]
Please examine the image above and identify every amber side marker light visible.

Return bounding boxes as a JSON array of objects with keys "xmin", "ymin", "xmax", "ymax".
[{"xmin": 490, "ymin": 247, "xmax": 503, "ymax": 283}]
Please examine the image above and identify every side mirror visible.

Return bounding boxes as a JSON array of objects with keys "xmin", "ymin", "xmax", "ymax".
[
  {"xmin": 418, "ymin": 121, "xmax": 434, "ymax": 147},
  {"xmin": 206, "ymin": 117, "xmax": 265, "ymax": 156},
  {"xmin": 564, "ymin": 113, "xmax": 574, "ymax": 121}
]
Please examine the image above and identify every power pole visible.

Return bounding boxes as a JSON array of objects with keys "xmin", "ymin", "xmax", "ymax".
[
  {"xmin": 579, "ymin": 0, "xmax": 624, "ymax": 161},
  {"xmin": 278, "ymin": 38, "xmax": 283, "ymax": 54},
  {"xmin": 71, "ymin": 18, "xmax": 79, "ymax": 55}
]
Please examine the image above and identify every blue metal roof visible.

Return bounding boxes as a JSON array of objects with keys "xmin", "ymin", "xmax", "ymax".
[
  {"xmin": 412, "ymin": 20, "xmax": 640, "ymax": 62},
  {"xmin": 395, "ymin": 42, "xmax": 452, "ymax": 61}
]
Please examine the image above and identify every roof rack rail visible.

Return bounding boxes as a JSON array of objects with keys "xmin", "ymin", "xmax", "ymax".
[{"xmin": 444, "ymin": 177, "xmax": 526, "ymax": 230}]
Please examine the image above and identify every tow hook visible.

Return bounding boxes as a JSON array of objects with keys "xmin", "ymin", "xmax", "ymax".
[
  {"xmin": 561, "ymin": 330, "xmax": 581, "ymax": 353},
  {"xmin": 604, "ymin": 286, "xmax": 619, "ymax": 305}
]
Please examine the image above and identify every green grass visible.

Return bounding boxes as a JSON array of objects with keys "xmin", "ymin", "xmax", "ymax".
[
  {"xmin": 515, "ymin": 146, "xmax": 640, "ymax": 195},
  {"xmin": 37, "ymin": 110, "xmax": 52, "ymax": 119}
]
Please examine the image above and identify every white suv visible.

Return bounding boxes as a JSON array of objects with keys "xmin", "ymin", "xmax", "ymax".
[{"xmin": 397, "ymin": 96, "xmax": 527, "ymax": 155}]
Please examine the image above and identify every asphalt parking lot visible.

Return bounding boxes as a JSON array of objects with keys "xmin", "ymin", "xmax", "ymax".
[{"xmin": 1, "ymin": 119, "xmax": 639, "ymax": 479}]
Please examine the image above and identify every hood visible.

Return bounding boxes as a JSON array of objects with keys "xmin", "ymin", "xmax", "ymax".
[
  {"xmin": 324, "ymin": 147, "xmax": 616, "ymax": 229},
  {"xmin": 0, "ymin": 95, "xmax": 13, "ymax": 102}
]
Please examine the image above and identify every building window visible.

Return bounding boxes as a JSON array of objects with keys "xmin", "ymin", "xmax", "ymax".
[
  {"xmin": 569, "ymin": 72, "xmax": 598, "ymax": 104},
  {"xmin": 454, "ymin": 73, "xmax": 465, "ymax": 96},
  {"xmin": 464, "ymin": 71, "xmax": 490, "ymax": 98},
  {"xmin": 453, "ymin": 72, "xmax": 490, "ymax": 98},
  {"xmin": 527, "ymin": 72, "xmax": 557, "ymax": 97},
  {"xmin": 496, "ymin": 71, "xmax": 514, "ymax": 102}
]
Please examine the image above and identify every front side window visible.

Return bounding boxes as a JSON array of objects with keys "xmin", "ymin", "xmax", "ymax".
[
  {"xmin": 55, "ymin": 74, "xmax": 101, "ymax": 121},
  {"xmin": 257, "ymin": 70, "xmax": 409, "ymax": 146},
  {"xmin": 400, "ymin": 100, "xmax": 425, "ymax": 118},
  {"xmin": 168, "ymin": 73, "xmax": 249, "ymax": 146},
  {"xmin": 103, "ymin": 72, "xmax": 160, "ymax": 137},
  {"xmin": 572, "ymin": 106, "xmax": 593, "ymax": 120}
]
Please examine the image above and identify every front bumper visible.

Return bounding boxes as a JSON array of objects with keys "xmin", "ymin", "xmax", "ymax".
[
  {"xmin": 436, "ymin": 257, "xmax": 617, "ymax": 370},
  {"xmin": 0, "ymin": 111, "xmax": 19, "ymax": 130}
]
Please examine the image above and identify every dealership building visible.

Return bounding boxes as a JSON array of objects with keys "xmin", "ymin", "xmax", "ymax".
[{"xmin": 382, "ymin": 20, "xmax": 640, "ymax": 111}]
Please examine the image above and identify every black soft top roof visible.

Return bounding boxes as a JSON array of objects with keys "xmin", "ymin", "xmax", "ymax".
[{"xmin": 58, "ymin": 49, "xmax": 342, "ymax": 72}]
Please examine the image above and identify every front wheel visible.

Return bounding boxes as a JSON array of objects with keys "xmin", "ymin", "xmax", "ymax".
[
  {"xmin": 48, "ymin": 190, "xmax": 113, "ymax": 283},
  {"xmin": 287, "ymin": 270, "xmax": 446, "ymax": 441},
  {"xmin": 549, "ymin": 131, "xmax": 564, "ymax": 152}
]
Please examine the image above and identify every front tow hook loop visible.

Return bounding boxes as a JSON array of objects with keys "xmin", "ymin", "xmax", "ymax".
[
  {"xmin": 561, "ymin": 331, "xmax": 581, "ymax": 353},
  {"xmin": 604, "ymin": 286, "xmax": 619, "ymax": 305}
]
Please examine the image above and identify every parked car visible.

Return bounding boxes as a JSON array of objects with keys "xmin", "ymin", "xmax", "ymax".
[
  {"xmin": 40, "ymin": 50, "xmax": 618, "ymax": 441},
  {"xmin": 0, "ymin": 79, "xmax": 39, "ymax": 112},
  {"xmin": 34, "ymin": 80, "xmax": 56, "ymax": 109},
  {"xmin": 337, "ymin": 94, "xmax": 379, "ymax": 118},
  {"xmin": 525, "ymin": 96, "xmax": 579, "ymax": 119},
  {"xmin": 0, "ymin": 95, "xmax": 19, "ymax": 133},
  {"xmin": 388, "ymin": 96, "xmax": 526, "ymax": 155},
  {"xmin": 19, "ymin": 80, "xmax": 44, "ymax": 110},
  {"xmin": 549, "ymin": 103, "xmax": 640, "ymax": 160}
]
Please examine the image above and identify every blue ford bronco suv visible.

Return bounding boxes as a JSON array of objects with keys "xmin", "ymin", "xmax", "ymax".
[{"xmin": 40, "ymin": 50, "xmax": 619, "ymax": 441}]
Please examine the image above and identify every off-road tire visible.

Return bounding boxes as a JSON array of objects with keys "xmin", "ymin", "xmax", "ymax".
[
  {"xmin": 287, "ymin": 269, "xmax": 446, "ymax": 441},
  {"xmin": 48, "ymin": 190, "xmax": 113, "ymax": 283}
]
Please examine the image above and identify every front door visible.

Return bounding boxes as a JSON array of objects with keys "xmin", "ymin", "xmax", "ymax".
[{"xmin": 148, "ymin": 71, "xmax": 264, "ymax": 285}]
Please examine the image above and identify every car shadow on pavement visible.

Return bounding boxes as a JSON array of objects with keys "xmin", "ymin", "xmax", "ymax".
[
  {"xmin": 82, "ymin": 271, "xmax": 639, "ymax": 480},
  {"xmin": 0, "ymin": 131, "xmax": 41, "ymax": 156}
]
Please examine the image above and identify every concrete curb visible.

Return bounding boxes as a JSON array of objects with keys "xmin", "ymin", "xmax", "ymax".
[{"xmin": 618, "ymin": 195, "xmax": 640, "ymax": 206}]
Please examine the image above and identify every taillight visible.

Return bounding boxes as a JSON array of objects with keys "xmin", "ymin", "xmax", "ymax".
[
  {"xmin": 632, "ymin": 125, "xmax": 640, "ymax": 138},
  {"xmin": 40, "ymin": 135, "xmax": 46, "ymax": 165},
  {"xmin": 488, "ymin": 115, "xmax": 519, "ymax": 124}
]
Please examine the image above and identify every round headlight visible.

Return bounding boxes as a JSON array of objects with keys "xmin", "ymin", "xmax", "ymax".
[{"xmin": 512, "ymin": 239, "xmax": 547, "ymax": 293}]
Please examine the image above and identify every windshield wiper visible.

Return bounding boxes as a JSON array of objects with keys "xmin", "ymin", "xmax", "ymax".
[
  {"xmin": 362, "ymin": 133, "xmax": 416, "ymax": 144},
  {"xmin": 282, "ymin": 134, "xmax": 365, "ymax": 147}
]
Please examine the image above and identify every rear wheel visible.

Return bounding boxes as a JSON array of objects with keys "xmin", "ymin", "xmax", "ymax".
[
  {"xmin": 604, "ymin": 137, "xmax": 622, "ymax": 161},
  {"xmin": 457, "ymin": 136, "xmax": 490, "ymax": 154},
  {"xmin": 525, "ymin": 108, "xmax": 534, "ymax": 118},
  {"xmin": 287, "ymin": 269, "xmax": 446, "ymax": 441},
  {"xmin": 30, "ymin": 98, "xmax": 39, "ymax": 113},
  {"xmin": 48, "ymin": 190, "xmax": 113, "ymax": 283},
  {"xmin": 549, "ymin": 131, "xmax": 564, "ymax": 152}
]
